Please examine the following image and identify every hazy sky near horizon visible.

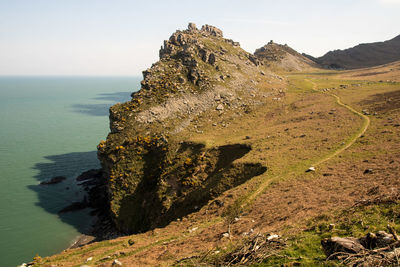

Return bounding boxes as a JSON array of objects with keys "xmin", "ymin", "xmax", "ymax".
[{"xmin": 0, "ymin": 0, "xmax": 399, "ymax": 76}]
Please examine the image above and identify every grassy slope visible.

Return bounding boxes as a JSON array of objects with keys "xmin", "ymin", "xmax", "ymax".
[{"xmin": 36, "ymin": 66, "xmax": 400, "ymax": 266}]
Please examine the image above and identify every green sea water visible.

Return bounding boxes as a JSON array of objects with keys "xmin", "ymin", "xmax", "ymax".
[{"xmin": 0, "ymin": 76, "xmax": 140, "ymax": 267}]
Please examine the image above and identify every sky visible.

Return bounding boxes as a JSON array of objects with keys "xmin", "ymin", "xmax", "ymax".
[{"xmin": 0, "ymin": 0, "xmax": 399, "ymax": 76}]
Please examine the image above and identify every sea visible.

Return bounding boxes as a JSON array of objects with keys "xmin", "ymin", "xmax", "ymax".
[{"xmin": 0, "ymin": 76, "xmax": 140, "ymax": 267}]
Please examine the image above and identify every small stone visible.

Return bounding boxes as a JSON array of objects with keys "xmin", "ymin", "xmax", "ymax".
[
  {"xmin": 267, "ymin": 234, "xmax": 280, "ymax": 241},
  {"xmin": 222, "ymin": 232, "xmax": 230, "ymax": 238},
  {"xmin": 306, "ymin": 166, "xmax": 315, "ymax": 172},
  {"xmin": 245, "ymin": 136, "xmax": 251, "ymax": 140},
  {"xmin": 86, "ymin": 257, "xmax": 93, "ymax": 262},
  {"xmin": 112, "ymin": 259, "xmax": 123, "ymax": 266},
  {"xmin": 100, "ymin": 256, "xmax": 111, "ymax": 261},
  {"xmin": 189, "ymin": 227, "xmax": 198, "ymax": 233},
  {"xmin": 40, "ymin": 176, "xmax": 67, "ymax": 185},
  {"xmin": 216, "ymin": 104, "xmax": 224, "ymax": 111},
  {"xmin": 329, "ymin": 224, "xmax": 335, "ymax": 231},
  {"xmin": 363, "ymin": 168, "xmax": 373, "ymax": 174}
]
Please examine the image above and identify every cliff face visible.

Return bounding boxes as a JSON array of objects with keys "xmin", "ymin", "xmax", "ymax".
[
  {"xmin": 254, "ymin": 41, "xmax": 319, "ymax": 71},
  {"xmin": 97, "ymin": 24, "xmax": 272, "ymax": 233},
  {"xmin": 312, "ymin": 34, "xmax": 400, "ymax": 69}
]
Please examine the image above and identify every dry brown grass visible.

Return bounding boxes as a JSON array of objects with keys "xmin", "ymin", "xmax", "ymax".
[{"xmin": 38, "ymin": 64, "xmax": 400, "ymax": 267}]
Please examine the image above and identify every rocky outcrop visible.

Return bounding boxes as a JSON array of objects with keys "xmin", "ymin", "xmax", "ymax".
[
  {"xmin": 97, "ymin": 23, "xmax": 269, "ymax": 233},
  {"xmin": 254, "ymin": 41, "xmax": 318, "ymax": 71}
]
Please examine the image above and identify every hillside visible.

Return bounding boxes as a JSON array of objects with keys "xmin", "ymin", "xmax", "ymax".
[
  {"xmin": 337, "ymin": 60, "xmax": 400, "ymax": 82},
  {"xmin": 311, "ymin": 34, "xmax": 400, "ymax": 69},
  {"xmin": 29, "ymin": 25, "xmax": 400, "ymax": 266},
  {"xmin": 96, "ymin": 23, "xmax": 278, "ymax": 234},
  {"xmin": 254, "ymin": 41, "xmax": 319, "ymax": 71}
]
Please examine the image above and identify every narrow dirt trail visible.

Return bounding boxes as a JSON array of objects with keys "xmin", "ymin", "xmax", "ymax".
[
  {"xmin": 245, "ymin": 79, "xmax": 370, "ymax": 204},
  {"xmin": 307, "ymin": 79, "xmax": 370, "ymax": 167}
]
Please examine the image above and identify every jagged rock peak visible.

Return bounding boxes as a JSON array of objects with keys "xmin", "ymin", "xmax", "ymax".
[
  {"xmin": 200, "ymin": 24, "xmax": 223, "ymax": 37},
  {"xmin": 159, "ymin": 23, "xmax": 224, "ymax": 60},
  {"xmin": 187, "ymin": 22, "xmax": 198, "ymax": 31}
]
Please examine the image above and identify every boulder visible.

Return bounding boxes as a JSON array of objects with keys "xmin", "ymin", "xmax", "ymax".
[
  {"xmin": 112, "ymin": 259, "xmax": 123, "ymax": 266},
  {"xmin": 321, "ymin": 237, "xmax": 365, "ymax": 258}
]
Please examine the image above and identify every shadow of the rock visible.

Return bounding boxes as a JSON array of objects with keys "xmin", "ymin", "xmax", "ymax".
[
  {"xmin": 118, "ymin": 143, "xmax": 267, "ymax": 234},
  {"xmin": 71, "ymin": 103, "xmax": 112, "ymax": 116},
  {"xmin": 71, "ymin": 91, "xmax": 132, "ymax": 117},
  {"xmin": 93, "ymin": 92, "xmax": 132, "ymax": 102},
  {"xmin": 29, "ymin": 151, "xmax": 100, "ymax": 234}
]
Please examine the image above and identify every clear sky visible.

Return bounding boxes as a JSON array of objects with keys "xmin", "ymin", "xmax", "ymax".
[{"xmin": 0, "ymin": 0, "xmax": 399, "ymax": 76}]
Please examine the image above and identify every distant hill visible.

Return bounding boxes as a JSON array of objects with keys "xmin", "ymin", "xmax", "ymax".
[
  {"xmin": 254, "ymin": 41, "xmax": 319, "ymax": 71},
  {"xmin": 310, "ymin": 35, "xmax": 400, "ymax": 69}
]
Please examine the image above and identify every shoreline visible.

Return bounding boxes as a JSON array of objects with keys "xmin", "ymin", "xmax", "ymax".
[{"xmin": 66, "ymin": 168, "xmax": 122, "ymax": 249}]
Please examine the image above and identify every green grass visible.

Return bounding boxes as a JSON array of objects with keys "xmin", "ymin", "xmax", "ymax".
[{"xmin": 256, "ymin": 202, "xmax": 400, "ymax": 266}]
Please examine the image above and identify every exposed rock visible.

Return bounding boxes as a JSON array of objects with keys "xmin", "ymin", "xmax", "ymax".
[
  {"xmin": 58, "ymin": 197, "xmax": 89, "ymax": 213},
  {"xmin": 254, "ymin": 42, "xmax": 318, "ymax": 71},
  {"xmin": 112, "ymin": 259, "xmax": 123, "ymax": 266},
  {"xmin": 306, "ymin": 166, "xmax": 315, "ymax": 172},
  {"xmin": 187, "ymin": 22, "xmax": 197, "ymax": 31},
  {"xmin": 76, "ymin": 169, "xmax": 102, "ymax": 181},
  {"xmin": 208, "ymin": 53, "xmax": 216, "ymax": 65},
  {"xmin": 222, "ymin": 232, "xmax": 230, "ymax": 238},
  {"xmin": 201, "ymin": 24, "xmax": 223, "ymax": 37},
  {"xmin": 216, "ymin": 104, "xmax": 224, "ymax": 111},
  {"xmin": 363, "ymin": 168, "xmax": 373, "ymax": 174},
  {"xmin": 322, "ymin": 231, "xmax": 397, "ymax": 259},
  {"xmin": 321, "ymin": 236, "xmax": 365, "ymax": 258}
]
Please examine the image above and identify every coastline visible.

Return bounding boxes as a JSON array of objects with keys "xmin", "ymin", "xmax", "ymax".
[{"xmin": 66, "ymin": 169, "xmax": 121, "ymax": 249}]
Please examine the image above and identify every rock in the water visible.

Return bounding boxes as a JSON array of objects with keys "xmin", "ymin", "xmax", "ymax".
[
  {"xmin": 76, "ymin": 169, "xmax": 102, "ymax": 181},
  {"xmin": 59, "ymin": 198, "xmax": 89, "ymax": 213},
  {"xmin": 40, "ymin": 176, "xmax": 67, "ymax": 185}
]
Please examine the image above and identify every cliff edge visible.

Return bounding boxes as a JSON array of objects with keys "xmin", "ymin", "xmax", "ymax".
[{"xmin": 97, "ymin": 23, "xmax": 279, "ymax": 234}]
